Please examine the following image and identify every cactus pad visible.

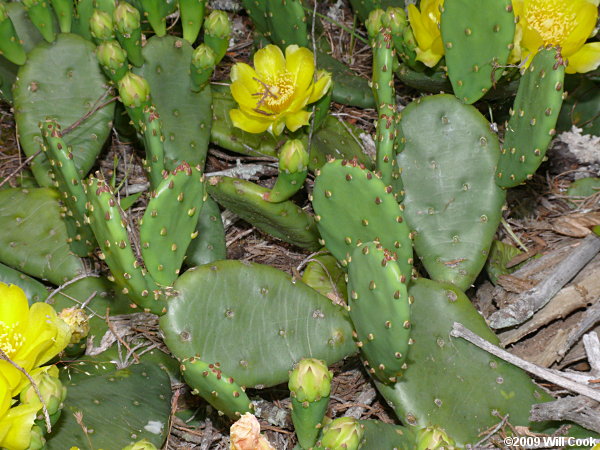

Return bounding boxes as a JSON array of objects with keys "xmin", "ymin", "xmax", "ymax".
[
  {"xmin": 207, "ymin": 176, "xmax": 321, "ymax": 251},
  {"xmin": 160, "ymin": 260, "xmax": 355, "ymax": 388},
  {"xmin": 0, "ymin": 187, "xmax": 85, "ymax": 284},
  {"xmin": 136, "ymin": 36, "xmax": 212, "ymax": 171},
  {"xmin": 397, "ymin": 94, "xmax": 505, "ymax": 290},
  {"xmin": 13, "ymin": 33, "xmax": 115, "ymax": 186},
  {"xmin": 441, "ymin": 0, "xmax": 515, "ymax": 104},
  {"xmin": 374, "ymin": 278, "xmax": 556, "ymax": 446},
  {"xmin": 495, "ymin": 48, "xmax": 565, "ymax": 188},
  {"xmin": 312, "ymin": 159, "xmax": 413, "ymax": 277},
  {"xmin": 347, "ymin": 242, "xmax": 411, "ymax": 383}
]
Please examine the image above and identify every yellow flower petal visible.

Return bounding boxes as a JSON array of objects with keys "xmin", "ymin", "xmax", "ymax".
[
  {"xmin": 284, "ymin": 110, "xmax": 312, "ymax": 132},
  {"xmin": 254, "ymin": 45, "xmax": 286, "ymax": 80},
  {"xmin": 285, "ymin": 45, "xmax": 315, "ymax": 95},
  {"xmin": 0, "ymin": 400, "xmax": 41, "ymax": 450},
  {"xmin": 408, "ymin": 4, "xmax": 432, "ymax": 49},
  {"xmin": 230, "ymin": 109, "xmax": 272, "ymax": 134},
  {"xmin": 0, "ymin": 361, "xmax": 28, "ymax": 397},
  {"xmin": 20, "ymin": 302, "xmax": 71, "ymax": 368},
  {"xmin": 566, "ymin": 42, "xmax": 600, "ymax": 73},
  {"xmin": 0, "ymin": 283, "xmax": 29, "ymax": 327},
  {"xmin": 230, "ymin": 63, "xmax": 258, "ymax": 85},
  {"xmin": 269, "ymin": 118, "xmax": 287, "ymax": 136},
  {"xmin": 307, "ymin": 70, "xmax": 332, "ymax": 104},
  {"xmin": 560, "ymin": 0, "xmax": 597, "ymax": 57},
  {"xmin": 231, "ymin": 82, "xmax": 263, "ymax": 112},
  {"xmin": 415, "ymin": 47, "xmax": 444, "ymax": 68}
]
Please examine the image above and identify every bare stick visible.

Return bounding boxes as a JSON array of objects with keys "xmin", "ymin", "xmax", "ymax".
[
  {"xmin": 0, "ymin": 150, "xmax": 41, "ymax": 188},
  {"xmin": 489, "ymin": 234, "xmax": 600, "ymax": 329},
  {"xmin": 529, "ymin": 396, "xmax": 600, "ymax": 433},
  {"xmin": 558, "ymin": 301, "xmax": 600, "ymax": 360},
  {"xmin": 0, "ymin": 349, "xmax": 52, "ymax": 433},
  {"xmin": 450, "ymin": 322, "xmax": 600, "ymax": 402},
  {"xmin": 45, "ymin": 272, "xmax": 99, "ymax": 303}
]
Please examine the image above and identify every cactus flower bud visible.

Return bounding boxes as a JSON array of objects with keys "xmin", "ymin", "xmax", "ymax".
[
  {"xmin": 20, "ymin": 366, "xmax": 67, "ymax": 416},
  {"xmin": 317, "ymin": 417, "xmax": 364, "ymax": 450},
  {"xmin": 365, "ymin": 9, "xmax": 386, "ymax": 40},
  {"xmin": 278, "ymin": 140, "xmax": 309, "ymax": 175},
  {"xmin": 288, "ymin": 358, "xmax": 332, "ymax": 403},
  {"xmin": 230, "ymin": 413, "xmax": 275, "ymax": 450},
  {"xmin": 96, "ymin": 40, "xmax": 128, "ymax": 82},
  {"xmin": 382, "ymin": 7, "xmax": 407, "ymax": 36},
  {"xmin": 59, "ymin": 306, "xmax": 91, "ymax": 344},
  {"xmin": 192, "ymin": 43, "xmax": 216, "ymax": 70},
  {"xmin": 121, "ymin": 439, "xmax": 158, "ymax": 450},
  {"xmin": 90, "ymin": 9, "xmax": 114, "ymax": 41},
  {"xmin": 204, "ymin": 10, "xmax": 231, "ymax": 39},
  {"xmin": 28, "ymin": 425, "xmax": 45, "ymax": 450},
  {"xmin": 118, "ymin": 72, "xmax": 151, "ymax": 108},
  {"xmin": 113, "ymin": 1, "xmax": 140, "ymax": 35},
  {"xmin": 416, "ymin": 425, "xmax": 456, "ymax": 450},
  {"xmin": 190, "ymin": 43, "xmax": 216, "ymax": 91}
]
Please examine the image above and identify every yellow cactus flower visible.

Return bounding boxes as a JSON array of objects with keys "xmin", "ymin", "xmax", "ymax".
[
  {"xmin": 0, "ymin": 282, "xmax": 71, "ymax": 396},
  {"xmin": 407, "ymin": 0, "xmax": 445, "ymax": 67},
  {"xmin": 510, "ymin": 0, "xmax": 600, "ymax": 73},
  {"xmin": 0, "ymin": 371, "xmax": 42, "ymax": 450},
  {"xmin": 229, "ymin": 44, "xmax": 332, "ymax": 136}
]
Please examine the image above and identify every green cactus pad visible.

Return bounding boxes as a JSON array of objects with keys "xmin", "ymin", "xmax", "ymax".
[
  {"xmin": 139, "ymin": 163, "xmax": 204, "ymax": 286},
  {"xmin": 360, "ymin": 420, "xmax": 416, "ymax": 450},
  {"xmin": 374, "ymin": 278, "xmax": 556, "ymax": 446},
  {"xmin": 179, "ymin": 0, "xmax": 206, "ymax": 43},
  {"xmin": 397, "ymin": 94, "xmax": 505, "ymax": 290},
  {"xmin": 47, "ymin": 358, "xmax": 171, "ymax": 449},
  {"xmin": 50, "ymin": 0, "xmax": 73, "ymax": 32},
  {"xmin": 207, "ymin": 176, "xmax": 321, "ymax": 251},
  {"xmin": 0, "ymin": 187, "xmax": 86, "ymax": 284},
  {"xmin": 85, "ymin": 176, "xmax": 166, "ymax": 314},
  {"xmin": 312, "ymin": 159, "xmax": 413, "ymax": 277},
  {"xmin": 180, "ymin": 358, "xmax": 254, "ymax": 419},
  {"xmin": 0, "ymin": 262, "xmax": 49, "ymax": 303},
  {"xmin": 135, "ymin": 35, "xmax": 212, "ymax": 171},
  {"xmin": 0, "ymin": 4, "xmax": 27, "ymax": 65},
  {"xmin": 41, "ymin": 119, "xmax": 96, "ymax": 256},
  {"xmin": 495, "ymin": 48, "xmax": 565, "ymax": 188},
  {"xmin": 317, "ymin": 51, "xmax": 376, "ymax": 109},
  {"xmin": 5, "ymin": 2, "xmax": 45, "ymax": 53},
  {"xmin": 185, "ymin": 195, "xmax": 226, "ymax": 267},
  {"xmin": 265, "ymin": 0, "xmax": 308, "ymax": 48},
  {"xmin": 485, "ymin": 240, "xmax": 527, "ymax": 285},
  {"xmin": 22, "ymin": 0, "xmax": 56, "ymax": 42},
  {"xmin": 441, "ymin": 0, "xmax": 515, "ymax": 104},
  {"xmin": 347, "ymin": 242, "xmax": 411, "ymax": 384},
  {"xmin": 13, "ymin": 33, "xmax": 115, "ymax": 186},
  {"xmin": 301, "ymin": 252, "xmax": 347, "ymax": 305},
  {"xmin": 160, "ymin": 260, "xmax": 355, "ymax": 388}
]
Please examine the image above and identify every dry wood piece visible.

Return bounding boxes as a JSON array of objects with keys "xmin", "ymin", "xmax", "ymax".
[
  {"xmin": 499, "ymin": 255, "xmax": 600, "ymax": 346},
  {"xmin": 489, "ymin": 234, "xmax": 600, "ymax": 329},
  {"xmin": 450, "ymin": 323, "xmax": 600, "ymax": 402},
  {"xmin": 529, "ymin": 396, "xmax": 600, "ymax": 434}
]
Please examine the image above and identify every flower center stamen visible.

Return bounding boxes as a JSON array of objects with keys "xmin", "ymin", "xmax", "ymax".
[
  {"xmin": 0, "ymin": 321, "xmax": 24, "ymax": 358},
  {"xmin": 252, "ymin": 72, "xmax": 295, "ymax": 115},
  {"xmin": 526, "ymin": 0, "xmax": 576, "ymax": 45}
]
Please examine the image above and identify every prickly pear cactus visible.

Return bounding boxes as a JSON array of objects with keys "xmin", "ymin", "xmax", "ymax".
[
  {"xmin": 301, "ymin": 252, "xmax": 347, "ymax": 304},
  {"xmin": 441, "ymin": 0, "xmax": 515, "ymax": 104},
  {"xmin": 312, "ymin": 159, "xmax": 413, "ymax": 278},
  {"xmin": 347, "ymin": 242, "xmax": 411, "ymax": 384},
  {"xmin": 47, "ymin": 357, "xmax": 172, "ymax": 449},
  {"xmin": 135, "ymin": 35, "xmax": 213, "ymax": 171},
  {"xmin": 160, "ymin": 260, "xmax": 355, "ymax": 388},
  {"xmin": 207, "ymin": 176, "xmax": 321, "ymax": 250},
  {"xmin": 495, "ymin": 48, "xmax": 566, "ymax": 188},
  {"xmin": 139, "ymin": 162, "xmax": 205, "ymax": 286},
  {"xmin": 265, "ymin": 0, "xmax": 308, "ymax": 48},
  {"xmin": 184, "ymin": 195, "xmax": 226, "ymax": 267},
  {"xmin": 0, "ymin": 262, "xmax": 48, "ymax": 303},
  {"xmin": 0, "ymin": 187, "xmax": 86, "ymax": 284},
  {"xmin": 397, "ymin": 94, "xmax": 505, "ymax": 290},
  {"xmin": 360, "ymin": 420, "xmax": 416, "ymax": 450},
  {"xmin": 374, "ymin": 278, "xmax": 556, "ymax": 446},
  {"xmin": 13, "ymin": 33, "xmax": 115, "ymax": 186}
]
